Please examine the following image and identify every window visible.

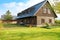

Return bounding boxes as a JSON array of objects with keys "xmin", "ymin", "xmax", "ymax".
[
  {"xmin": 45, "ymin": 5, "xmax": 46, "ymax": 6},
  {"xmin": 49, "ymin": 19, "xmax": 52, "ymax": 23},
  {"xmin": 48, "ymin": 9, "xmax": 50, "ymax": 14},
  {"xmin": 43, "ymin": 8, "xmax": 47, "ymax": 13},
  {"xmin": 41, "ymin": 19, "xmax": 45, "ymax": 24}
]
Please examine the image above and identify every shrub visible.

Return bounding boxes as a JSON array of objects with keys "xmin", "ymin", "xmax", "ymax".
[
  {"xmin": 42, "ymin": 23, "xmax": 51, "ymax": 29},
  {"xmin": 55, "ymin": 20, "xmax": 60, "ymax": 24}
]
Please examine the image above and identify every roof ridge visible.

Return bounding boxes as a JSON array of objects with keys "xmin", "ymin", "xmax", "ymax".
[{"xmin": 18, "ymin": 0, "xmax": 46, "ymax": 13}]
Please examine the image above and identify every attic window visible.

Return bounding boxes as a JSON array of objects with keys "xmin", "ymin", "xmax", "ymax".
[
  {"xmin": 45, "ymin": 5, "xmax": 46, "ymax": 6},
  {"xmin": 43, "ymin": 8, "xmax": 47, "ymax": 13},
  {"xmin": 48, "ymin": 9, "xmax": 51, "ymax": 14}
]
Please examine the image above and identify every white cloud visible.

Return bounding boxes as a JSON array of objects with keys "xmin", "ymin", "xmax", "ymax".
[
  {"xmin": 0, "ymin": 0, "xmax": 44, "ymax": 16},
  {"xmin": 0, "ymin": 10, "xmax": 4, "ymax": 18},
  {"xmin": 25, "ymin": 0, "xmax": 44, "ymax": 7},
  {"xmin": 0, "ymin": 10, "xmax": 3, "ymax": 15},
  {"xmin": 2, "ymin": 2, "xmax": 16, "ymax": 8}
]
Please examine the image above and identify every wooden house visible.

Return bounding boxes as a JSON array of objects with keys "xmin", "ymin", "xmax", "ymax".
[{"xmin": 17, "ymin": 0, "xmax": 57, "ymax": 26}]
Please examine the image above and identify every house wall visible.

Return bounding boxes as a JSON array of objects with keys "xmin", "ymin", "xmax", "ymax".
[
  {"xmin": 17, "ymin": 16, "xmax": 37, "ymax": 26},
  {"xmin": 37, "ymin": 16, "xmax": 55, "ymax": 26}
]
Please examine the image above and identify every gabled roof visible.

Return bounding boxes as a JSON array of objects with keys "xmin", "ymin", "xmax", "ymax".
[{"xmin": 17, "ymin": 0, "xmax": 57, "ymax": 19}]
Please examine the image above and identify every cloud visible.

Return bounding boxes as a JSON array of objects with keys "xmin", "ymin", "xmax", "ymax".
[
  {"xmin": 25, "ymin": 0, "xmax": 44, "ymax": 7},
  {"xmin": 0, "ymin": 0, "xmax": 44, "ymax": 16},
  {"xmin": 0, "ymin": 10, "xmax": 4, "ymax": 18},
  {"xmin": 0, "ymin": 10, "xmax": 3, "ymax": 15},
  {"xmin": 2, "ymin": 2, "xmax": 16, "ymax": 8}
]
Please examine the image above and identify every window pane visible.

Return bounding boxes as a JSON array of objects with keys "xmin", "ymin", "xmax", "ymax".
[
  {"xmin": 49, "ymin": 19, "xmax": 52, "ymax": 23},
  {"xmin": 48, "ymin": 9, "xmax": 50, "ymax": 14},
  {"xmin": 43, "ymin": 8, "xmax": 46, "ymax": 13},
  {"xmin": 41, "ymin": 19, "xmax": 45, "ymax": 24}
]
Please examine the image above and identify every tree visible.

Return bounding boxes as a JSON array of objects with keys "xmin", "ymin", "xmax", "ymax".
[
  {"xmin": 1, "ymin": 10, "xmax": 13, "ymax": 20},
  {"xmin": 52, "ymin": 1, "xmax": 60, "ymax": 13},
  {"xmin": 5, "ymin": 10, "xmax": 12, "ymax": 20}
]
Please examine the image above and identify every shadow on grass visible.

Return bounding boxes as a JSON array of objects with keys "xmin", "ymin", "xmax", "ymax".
[{"xmin": 3, "ymin": 23, "xmax": 27, "ymax": 28}]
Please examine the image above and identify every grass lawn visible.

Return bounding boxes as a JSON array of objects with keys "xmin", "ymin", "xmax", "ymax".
[
  {"xmin": 0, "ymin": 23, "xmax": 60, "ymax": 40},
  {"xmin": 0, "ymin": 27, "xmax": 60, "ymax": 40}
]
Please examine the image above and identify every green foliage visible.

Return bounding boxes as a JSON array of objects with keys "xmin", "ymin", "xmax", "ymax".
[
  {"xmin": 42, "ymin": 23, "xmax": 51, "ymax": 29},
  {"xmin": 53, "ymin": 20, "xmax": 60, "ymax": 26},
  {"xmin": 53, "ymin": 2, "xmax": 60, "ymax": 13},
  {"xmin": 55, "ymin": 20, "xmax": 60, "ymax": 24},
  {"xmin": 2, "ymin": 10, "xmax": 13, "ymax": 20}
]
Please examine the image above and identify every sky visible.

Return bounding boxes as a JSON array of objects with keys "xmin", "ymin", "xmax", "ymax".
[{"xmin": 0, "ymin": 0, "xmax": 60, "ymax": 19}]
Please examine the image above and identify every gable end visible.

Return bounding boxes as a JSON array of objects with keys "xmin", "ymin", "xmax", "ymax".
[{"xmin": 34, "ymin": 0, "xmax": 57, "ymax": 18}]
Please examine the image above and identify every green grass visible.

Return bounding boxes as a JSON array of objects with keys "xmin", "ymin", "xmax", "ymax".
[
  {"xmin": 0, "ymin": 23, "xmax": 60, "ymax": 40},
  {"xmin": 0, "ymin": 27, "xmax": 60, "ymax": 40}
]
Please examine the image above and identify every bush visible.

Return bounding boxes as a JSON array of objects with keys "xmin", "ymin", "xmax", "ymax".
[
  {"xmin": 55, "ymin": 20, "xmax": 60, "ymax": 24},
  {"xmin": 42, "ymin": 23, "xmax": 51, "ymax": 29}
]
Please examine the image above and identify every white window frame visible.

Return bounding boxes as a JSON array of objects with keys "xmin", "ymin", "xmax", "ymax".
[
  {"xmin": 43, "ymin": 8, "xmax": 46, "ymax": 13},
  {"xmin": 48, "ymin": 9, "xmax": 51, "ymax": 14}
]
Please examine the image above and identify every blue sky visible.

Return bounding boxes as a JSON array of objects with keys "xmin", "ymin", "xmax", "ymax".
[
  {"xmin": 0, "ymin": 0, "xmax": 60, "ymax": 19},
  {"xmin": 0, "ymin": 0, "xmax": 28, "ymax": 4}
]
